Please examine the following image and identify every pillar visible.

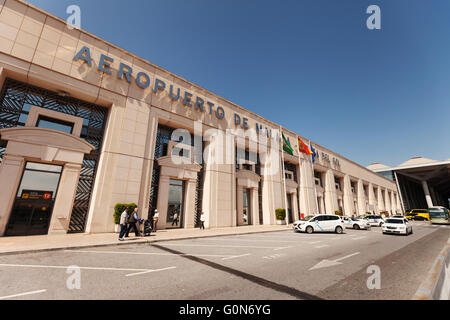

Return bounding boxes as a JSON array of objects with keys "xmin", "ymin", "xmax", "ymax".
[
  {"xmin": 236, "ymin": 185, "xmax": 244, "ymax": 226},
  {"xmin": 251, "ymin": 187, "xmax": 259, "ymax": 225},
  {"xmin": 156, "ymin": 175, "xmax": 170, "ymax": 229},
  {"xmin": 357, "ymin": 179, "xmax": 366, "ymax": 216},
  {"xmin": 299, "ymin": 158, "xmax": 316, "ymax": 216},
  {"xmin": 184, "ymin": 179, "xmax": 197, "ymax": 228},
  {"xmin": 292, "ymin": 191, "xmax": 299, "ymax": 221},
  {"xmin": 0, "ymin": 155, "xmax": 25, "ymax": 236},
  {"xmin": 48, "ymin": 163, "xmax": 82, "ymax": 234},
  {"xmin": 343, "ymin": 175, "xmax": 354, "ymax": 217},
  {"xmin": 421, "ymin": 181, "xmax": 434, "ymax": 208},
  {"xmin": 377, "ymin": 187, "xmax": 385, "ymax": 212},
  {"xmin": 324, "ymin": 169, "xmax": 338, "ymax": 214}
]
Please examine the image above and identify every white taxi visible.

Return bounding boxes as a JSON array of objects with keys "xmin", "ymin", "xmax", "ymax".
[
  {"xmin": 341, "ymin": 216, "xmax": 371, "ymax": 230},
  {"xmin": 382, "ymin": 218, "xmax": 413, "ymax": 236},
  {"xmin": 295, "ymin": 214, "xmax": 345, "ymax": 234}
]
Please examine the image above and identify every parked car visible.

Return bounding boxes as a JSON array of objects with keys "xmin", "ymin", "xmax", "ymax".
[
  {"xmin": 341, "ymin": 216, "xmax": 371, "ymax": 230},
  {"xmin": 364, "ymin": 215, "xmax": 385, "ymax": 227},
  {"xmin": 382, "ymin": 218, "xmax": 413, "ymax": 235},
  {"xmin": 294, "ymin": 214, "xmax": 345, "ymax": 234},
  {"xmin": 293, "ymin": 215, "xmax": 315, "ymax": 231},
  {"xmin": 405, "ymin": 209, "xmax": 429, "ymax": 221}
]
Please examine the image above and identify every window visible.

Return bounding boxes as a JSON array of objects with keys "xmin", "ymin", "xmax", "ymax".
[
  {"xmin": 285, "ymin": 172, "xmax": 293, "ymax": 180},
  {"xmin": 36, "ymin": 115, "xmax": 74, "ymax": 134},
  {"xmin": 242, "ymin": 163, "xmax": 253, "ymax": 171}
]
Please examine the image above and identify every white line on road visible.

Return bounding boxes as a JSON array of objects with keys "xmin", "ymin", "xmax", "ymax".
[
  {"xmin": 125, "ymin": 266, "xmax": 176, "ymax": 277},
  {"xmin": 315, "ymin": 245, "xmax": 329, "ymax": 249},
  {"xmin": 309, "ymin": 252, "xmax": 360, "ymax": 271},
  {"xmin": 65, "ymin": 249, "xmax": 239, "ymax": 258},
  {"xmin": 221, "ymin": 253, "xmax": 252, "ymax": 261},
  {"xmin": 0, "ymin": 263, "xmax": 173, "ymax": 274},
  {"xmin": 350, "ymin": 236, "xmax": 366, "ymax": 241},
  {"xmin": 0, "ymin": 289, "xmax": 47, "ymax": 300},
  {"xmin": 159, "ymin": 243, "xmax": 286, "ymax": 250},
  {"xmin": 273, "ymin": 246, "xmax": 292, "ymax": 251},
  {"xmin": 196, "ymin": 238, "xmax": 299, "ymax": 243}
]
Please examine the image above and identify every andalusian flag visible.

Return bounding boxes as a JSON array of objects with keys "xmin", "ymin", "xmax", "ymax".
[
  {"xmin": 298, "ymin": 137, "xmax": 313, "ymax": 155},
  {"xmin": 282, "ymin": 132, "xmax": 293, "ymax": 155}
]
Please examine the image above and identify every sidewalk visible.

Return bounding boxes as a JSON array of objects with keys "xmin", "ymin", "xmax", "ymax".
[{"xmin": 0, "ymin": 224, "xmax": 291, "ymax": 256}]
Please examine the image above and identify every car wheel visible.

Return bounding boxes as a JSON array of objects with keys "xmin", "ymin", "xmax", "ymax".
[
  {"xmin": 306, "ymin": 226, "xmax": 313, "ymax": 234},
  {"xmin": 335, "ymin": 226, "xmax": 343, "ymax": 234},
  {"xmin": 354, "ymin": 224, "xmax": 360, "ymax": 230}
]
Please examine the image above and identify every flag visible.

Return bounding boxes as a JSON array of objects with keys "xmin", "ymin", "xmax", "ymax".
[
  {"xmin": 282, "ymin": 132, "xmax": 293, "ymax": 155},
  {"xmin": 298, "ymin": 137, "xmax": 313, "ymax": 155},
  {"xmin": 311, "ymin": 145, "xmax": 317, "ymax": 163}
]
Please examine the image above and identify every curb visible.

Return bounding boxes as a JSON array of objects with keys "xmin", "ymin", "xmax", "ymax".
[
  {"xmin": 0, "ymin": 227, "xmax": 293, "ymax": 256},
  {"xmin": 413, "ymin": 237, "xmax": 450, "ymax": 300}
]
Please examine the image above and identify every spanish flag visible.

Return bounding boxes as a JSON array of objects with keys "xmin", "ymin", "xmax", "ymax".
[{"xmin": 298, "ymin": 137, "xmax": 313, "ymax": 155}]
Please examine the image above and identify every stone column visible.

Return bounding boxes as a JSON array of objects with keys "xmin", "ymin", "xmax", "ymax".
[
  {"xmin": 368, "ymin": 183, "xmax": 376, "ymax": 212},
  {"xmin": 251, "ymin": 187, "xmax": 259, "ymax": 225},
  {"xmin": 324, "ymin": 170, "xmax": 338, "ymax": 214},
  {"xmin": 236, "ymin": 185, "xmax": 244, "ymax": 226},
  {"xmin": 299, "ymin": 158, "xmax": 316, "ymax": 216},
  {"xmin": 0, "ymin": 155, "xmax": 25, "ymax": 236},
  {"xmin": 357, "ymin": 179, "xmax": 366, "ymax": 216},
  {"xmin": 292, "ymin": 191, "xmax": 299, "ymax": 221},
  {"xmin": 156, "ymin": 175, "xmax": 171, "ymax": 229},
  {"xmin": 184, "ymin": 179, "xmax": 197, "ymax": 228},
  {"xmin": 49, "ymin": 163, "xmax": 82, "ymax": 234},
  {"xmin": 377, "ymin": 187, "xmax": 385, "ymax": 212},
  {"xmin": 421, "ymin": 181, "xmax": 434, "ymax": 208},
  {"xmin": 343, "ymin": 175, "xmax": 354, "ymax": 217}
]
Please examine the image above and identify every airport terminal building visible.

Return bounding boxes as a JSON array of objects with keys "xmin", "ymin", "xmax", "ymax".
[{"xmin": 0, "ymin": 0, "xmax": 400, "ymax": 237}]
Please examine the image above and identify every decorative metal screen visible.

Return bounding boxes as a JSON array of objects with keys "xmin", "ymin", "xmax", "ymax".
[
  {"xmin": 0, "ymin": 78, "xmax": 108, "ymax": 233},
  {"xmin": 148, "ymin": 124, "xmax": 204, "ymax": 226}
]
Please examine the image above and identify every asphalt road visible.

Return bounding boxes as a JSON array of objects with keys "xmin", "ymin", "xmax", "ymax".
[{"xmin": 0, "ymin": 221, "xmax": 448, "ymax": 300}]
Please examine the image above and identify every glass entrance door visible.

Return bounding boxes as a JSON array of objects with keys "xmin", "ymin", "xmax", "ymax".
[
  {"xmin": 242, "ymin": 188, "xmax": 251, "ymax": 225},
  {"xmin": 287, "ymin": 193, "xmax": 293, "ymax": 223},
  {"xmin": 166, "ymin": 179, "xmax": 184, "ymax": 228},
  {"xmin": 6, "ymin": 162, "xmax": 62, "ymax": 236}
]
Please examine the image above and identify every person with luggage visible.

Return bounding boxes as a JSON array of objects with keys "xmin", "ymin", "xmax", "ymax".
[{"xmin": 126, "ymin": 207, "xmax": 143, "ymax": 237}]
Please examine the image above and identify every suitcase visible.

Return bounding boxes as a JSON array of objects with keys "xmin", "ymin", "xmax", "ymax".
[{"xmin": 143, "ymin": 219, "xmax": 152, "ymax": 236}]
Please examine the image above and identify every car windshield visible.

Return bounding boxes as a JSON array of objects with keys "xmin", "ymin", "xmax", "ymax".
[
  {"xmin": 351, "ymin": 217, "xmax": 358, "ymax": 221},
  {"xmin": 386, "ymin": 219, "xmax": 404, "ymax": 224},
  {"xmin": 301, "ymin": 216, "xmax": 314, "ymax": 221}
]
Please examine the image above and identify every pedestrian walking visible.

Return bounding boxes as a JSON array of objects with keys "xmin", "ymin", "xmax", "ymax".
[
  {"xmin": 126, "ymin": 207, "xmax": 143, "ymax": 237},
  {"xmin": 118, "ymin": 207, "xmax": 129, "ymax": 241},
  {"xmin": 153, "ymin": 209, "xmax": 159, "ymax": 232},
  {"xmin": 200, "ymin": 211, "xmax": 206, "ymax": 230},
  {"xmin": 172, "ymin": 211, "xmax": 179, "ymax": 226}
]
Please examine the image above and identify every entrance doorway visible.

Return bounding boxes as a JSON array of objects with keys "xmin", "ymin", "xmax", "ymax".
[
  {"xmin": 242, "ymin": 188, "xmax": 251, "ymax": 225},
  {"xmin": 6, "ymin": 162, "xmax": 62, "ymax": 236},
  {"xmin": 166, "ymin": 179, "xmax": 184, "ymax": 228},
  {"xmin": 287, "ymin": 194, "xmax": 293, "ymax": 223}
]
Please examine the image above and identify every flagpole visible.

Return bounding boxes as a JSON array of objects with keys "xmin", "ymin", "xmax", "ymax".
[
  {"xmin": 309, "ymin": 140, "xmax": 320, "ymax": 214},
  {"xmin": 280, "ymin": 126, "xmax": 289, "ymax": 227},
  {"xmin": 297, "ymin": 138, "xmax": 303, "ymax": 219}
]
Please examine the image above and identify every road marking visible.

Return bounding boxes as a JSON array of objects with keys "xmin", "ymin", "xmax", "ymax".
[
  {"xmin": 65, "ymin": 249, "xmax": 238, "ymax": 258},
  {"xmin": 273, "ymin": 246, "xmax": 292, "ymax": 251},
  {"xmin": 159, "ymin": 243, "xmax": 286, "ymax": 250},
  {"xmin": 308, "ymin": 241, "xmax": 322, "ymax": 244},
  {"xmin": 309, "ymin": 252, "xmax": 360, "ymax": 271},
  {"xmin": 262, "ymin": 254, "xmax": 284, "ymax": 260},
  {"xmin": 0, "ymin": 263, "xmax": 172, "ymax": 274},
  {"xmin": 351, "ymin": 236, "xmax": 366, "ymax": 241},
  {"xmin": 196, "ymin": 238, "xmax": 299, "ymax": 243},
  {"xmin": 0, "ymin": 289, "xmax": 47, "ymax": 300},
  {"xmin": 315, "ymin": 245, "xmax": 329, "ymax": 249},
  {"xmin": 221, "ymin": 253, "xmax": 252, "ymax": 261},
  {"xmin": 125, "ymin": 266, "xmax": 176, "ymax": 277}
]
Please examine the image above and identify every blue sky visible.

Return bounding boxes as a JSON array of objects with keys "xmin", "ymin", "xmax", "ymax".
[{"xmin": 28, "ymin": 0, "xmax": 450, "ymax": 167}]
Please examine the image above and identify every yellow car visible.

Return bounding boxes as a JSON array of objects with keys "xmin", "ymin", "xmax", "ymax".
[{"xmin": 405, "ymin": 209, "xmax": 430, "ymax": 221}]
